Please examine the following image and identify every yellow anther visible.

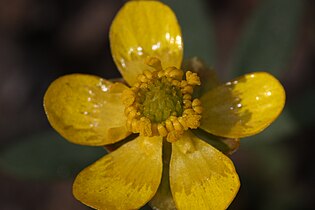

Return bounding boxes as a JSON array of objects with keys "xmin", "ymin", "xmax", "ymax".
[
  {"xmin": 192, "ymin": 99, "xmax": 203, "ymax": 114},
  {"xmin": 165, "ymin": 119, "xmax": 174, "ymax": 132},
  {"xmin": 131, "ymin": 119, "xmax": 140, "ymax": 133},
  {"xmin": 166, "ymin": 77, "xmax": 173, "ymax": 83},
  {"xmin": 171, "ymin": 79, "xmax": 181, "ymax": 87},
  {"xmin": 140, "ymin": 83, "xmax": 148, "ymax": 89},
  {"xmin": 178, "ymin": 117, "xmax": 188, "ymax": 130},
  {"xmin": 186, "ymin": 71, "xmax": 201, "ymax": 86},
  {"xmin": 138, "ymin": 74, "xmax": 148, "ymax": 83},
  {"xmin": 157, "ymin": 123, "xmax": 168, "ymax": 137},
  {"xmin": 193, "ymin": 106, "xmax": 203, "ymax": 114},
  {"xmin": 122, "ymin": 89, "xmax": 135, "ymax": 106},
  {"xmin": 169, "ymin": 69, "xmax": 183, "ymax": 80},
  {"xmin": 167, "ymin": 131, "xmax": 182, "ymax": 142},
  {"xmin": 164, "ymin": 67, "xmax": 177, "ymax": 76},
  {"xmin": 192, "ymin": 99, "xmax": 202, "ymax": 107},
  {"xmin": 180, "ymin": 80, "xmax": 188, "ymax": 88},
  {"xmin": 143, "ymin": 70, "xmax": 153, "ymax": 79},
  {"xmin": 157, "ymin": 70, "xmax": 165, "ymax": 78},
  {"xmin": 146, "ymin": 56, "xmax": 162, "ymax": 70},
  {"xmin": 131, "ymin": 86, "xmax": 139, "ymax": 92},
  {"xmin": 172, "ymin": 118, "xmax": 184, "ymax": 131},
  {"xmin": 169, "ymin": 115, "xmax": 177, "ymax": 121},
  {"xmin": 181, "ymin": 85, "xmax": 193, "ymax": 94},
  {"xmin": 139, "ymin": 117, "xmax": 152, "ymax": 136},
  {"xmin": 134, "ymin": 82, "xmax": 141, "ymax": 88},
  {"xmin": 183, "ymin": 94, "xmax": 192, "ymax": 100},
  {"xmin": 128, "ymin": 109, "xmax": 138, "ymax": 120},
  {"xmin": 183, "ymin": 108, "xmax": 195, "ymax": 116},
  {"xmin": 126, "ymin": 118, "xmax": 132, "ymax": 130},
  {"xmin": 183, "ymin": 100, "xmax": 192, "ymax": 108},
  {"xmin": 185, "ymin": 115, "xmax": 201, "ymax": 129},
  {"xmin": 124, "ymin": 106, "xmax": 135, "ymax": 115},
  {"xmin": 171, "ymin": 111, "xmax": 177, "ymax": 116}
]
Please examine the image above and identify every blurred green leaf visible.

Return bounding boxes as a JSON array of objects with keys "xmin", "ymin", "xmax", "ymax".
[
  {"xmin": 229, "ymin": 0, "xmax": 303, "ymax": 78},
  {"xmin": 163, "ymin": 0, "xmax": 215, "ymax": 64},
  {"xmin": 238, "ymin": 109, "xmax": 299, "ymax": 209},
  {"xmin": 0, "ymin": 131, "xmax": 105, "ymax": 180},
  {"xmin": 288, "ymin": 88, "xmax": 315, "ymax": 126},
  {"xmin": 239, "ymin": 142, "xmax": 298, "ymax": 210}
]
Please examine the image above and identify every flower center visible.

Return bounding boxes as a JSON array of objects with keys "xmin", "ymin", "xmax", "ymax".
[
  {"xmin": 122, "ymin": 57, "xmax": 203, "ymax": 142},
  {"xmin": 139, "ymin": 77, "xmax": 183, "ymax": 123}
]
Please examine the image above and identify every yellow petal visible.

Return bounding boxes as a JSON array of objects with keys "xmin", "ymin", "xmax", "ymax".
[
  {"xmin": 200, "ymin": 72, "xmax": 286, "ymax": 138},
  {"xmin": 170, "ymin": 131, "xmax": 240, "ymax": 210},
  {"xmin": 110, "ymin": 1, "xmax": 183, "ymax": 85},
  {"xmin": 73, "ymin": 135, "xmax": 163, "ymax": 210},
  {"xmin": 44, "ymin": 74, "xmax": 130, "ymax": 146}
]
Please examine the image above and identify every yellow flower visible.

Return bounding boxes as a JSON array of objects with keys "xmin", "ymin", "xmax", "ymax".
[{"xmin": 43, "ymin": 1, "xmax": 285, "ymax": 210}]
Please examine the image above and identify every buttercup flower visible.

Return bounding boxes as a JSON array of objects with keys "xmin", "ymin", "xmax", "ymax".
[{"xmin": 43, "ymin": 1, "xmax": 285, "ymax": 210}]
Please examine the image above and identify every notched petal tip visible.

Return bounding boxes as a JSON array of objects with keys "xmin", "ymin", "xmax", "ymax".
[{"xmin": 200, "ymin": 72, "xmax": 286, "ymax": 138}]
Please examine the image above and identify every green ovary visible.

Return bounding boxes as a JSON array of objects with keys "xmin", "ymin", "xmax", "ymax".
[{"xmin": 139, "ymin": 78, "xmax": 183, "ymax": 123}]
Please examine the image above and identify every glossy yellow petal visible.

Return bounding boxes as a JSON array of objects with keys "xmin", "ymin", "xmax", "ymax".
[
  {"xmin": 73, "ymin": 135, "xmax": 163, "ymax": 210},
  {"xmin": 44, "ymin": 74, "xmax": 130, "ymax": 146},
  {"xmin": 200, "ymin": 72, "xmax": 286, "ymax": 138},
  {"xmin": 110, "ymin": 1, "xmax": 183, "ymax": 85},
  {"xmin": 170, "ymin": 131, "xmax": 240, "ymax": 210}
]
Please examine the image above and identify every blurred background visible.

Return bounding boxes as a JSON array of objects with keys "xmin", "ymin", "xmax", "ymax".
[{"xmin": 0, "ymin": 0, "xmax": 314, "ymax": 209}]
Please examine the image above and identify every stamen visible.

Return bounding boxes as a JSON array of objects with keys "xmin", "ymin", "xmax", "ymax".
[
  {"xmin": 178, "ymin": 117, "xmax": 188, "ymax": 130},
  {"xmin": 139, "ymin": 117, "xmax": 152, "ymax": 136},
  {"xmin": 157, "ymin": 123, "xmax": 168, "ymax": 137},
  {"xmin": 172, "ymin": 117, "xmax": 184, "ymax": 131},
  {"xmin": 146, "ymin": 57, "xmax": 162, "ymax": 70},
  {"xmin": 122, "ymin": 89, "xmax": 135, "ymax": 106},
  {"xmin": 143, "ymin": 70, "xmax": 153, "ymax": 79},
  {"xmin": 183, "ymin": 100, "xmax": 192, "ymax": 108},
  {"xmin": 192, "ymin": 99, "xmax": 203, "ymax": 114},
  {"xmin": 183, "ymin": 94, "xmax": 192, "ymax": 100},
  {"xmin": 186, "ymin": 71, "xmax": 201, "ymax": 85},
  {"xmin": 165, "ymin": 119, "xmax": 174, "ymax": 132}
]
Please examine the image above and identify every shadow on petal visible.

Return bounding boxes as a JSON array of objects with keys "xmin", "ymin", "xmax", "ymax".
[{"xmin": 200, "ymin": 72, "xmax": 285, "ymax": 138}]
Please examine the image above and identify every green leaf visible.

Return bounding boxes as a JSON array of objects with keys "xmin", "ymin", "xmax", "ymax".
[
  {"xmin": 0, "ymin": 131, "xmax": 106, "ymax": 180},
  {"xmin": 288, "ymin": 88, "xmax": 315, "ymax": 127},
  {"xmin": 229, "ymin": 0, "xmax": 303, "ymax": 78},
  {"xmin": 239, "ymin": 142, "xmax": 298, "ymax": 210},
  {"xmin": 163, "ymin": 0, "xmax": 216, "ymax": 65}
]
